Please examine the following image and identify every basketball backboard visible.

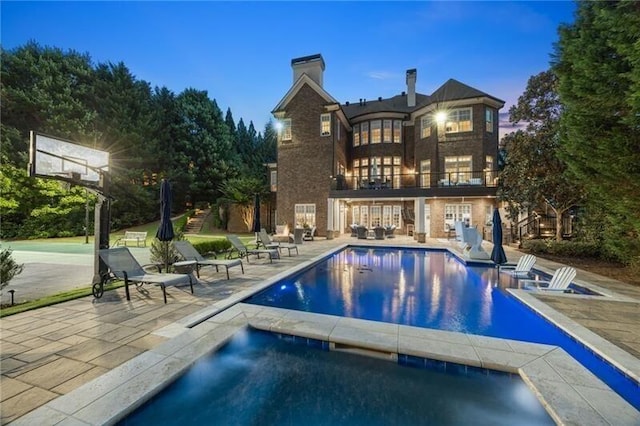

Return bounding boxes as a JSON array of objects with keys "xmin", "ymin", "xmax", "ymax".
[{"xmin": 29, "ymin": 132, "xmax": 109, "ymax": 189}]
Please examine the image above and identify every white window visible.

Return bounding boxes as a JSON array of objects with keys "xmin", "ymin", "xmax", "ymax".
[
  {"xmin": 281, "ymin": 118, "xmax": 292, "ymax": 141},
  {"xmin": 393, "ymin": 157, "xmax": 401, "ymax": 189},
  {"xmin": 445, "ymin": 108, "xmax": 472, "ymax": 133},
  {"xmin": 421, "ymin": 116, "xmax": 432, "ymax": 138},
  {"xmin": 445, "ymin": 155, "xmax": 472, "ymax": 184},
  {"xmin": 383, "ymin": 120, "xmax": 392, "ymax": 143},
  {"xmin": 352, "ymin": 206, "xmax": 360, "ymax": 225},
  {"xmin": 371, "ymin": 120, "xmax": 381, "ymax": 144},
  {"xmin": 485, "ymin": 155, "xmax": 494, "ymax": 184},
  {"xmin": 360, "ymin": 158, "xmax": 369, "ymax": 186},
  {"xmin": 420, "ymin": 160, "xmax": 431, "ymax": 188},
  {"xmin": 393, "ymin": 120, "xmax": 402, "ymax": 143},
  {"xmin": 294, "ymin": 204, "xmax": 316, "ymax": 228},
  {"xmin": 485, "ymin": 108, "xmax": 493, "ymax": 133},
  {"xmin": 353, "ymin": 124, "xmax": 360, "ymax": 146},
  {"xmin": 444, "ymin": 204, "xmax": 472, "ymax": 231},
  {"xmin": 370, "ymin": 206, "xmax": 382, "ymax": 227},
  {"xmin": 361, "ymin": 122, "xmax": 369, "ymax": 145},
  {"xmin": 321, "ymin": 113, "xmax": 331, "ymax": 136},
  {"xmin": 360, "ymin": 205, "xmax": 369, "ymax": 228},
  {"xmin": 371, "ymin": 157, "xmax": 381, "ymax": 179},
  {"xmin": 485, "ymin": 205, "xmax": 493, "ymax": 226},
  {"xmin": 383, "ymin": 205, "xmax": 392, "ymax": 227},
  {"xmin": 270, "ymin": 170, "xmax": 277, "ymax": 192},
  {"xmin": 392, "ymin": 205, "xmax": 402, "ymax": 228}
]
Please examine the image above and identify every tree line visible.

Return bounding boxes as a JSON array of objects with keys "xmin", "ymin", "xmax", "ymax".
[
  {"xmin": 499, "ymin": 1, "xmax": 639, "ymax": 267},
  {"xmin": 1, "ymin": 41, "xmax": 276, "ymax": 239}
]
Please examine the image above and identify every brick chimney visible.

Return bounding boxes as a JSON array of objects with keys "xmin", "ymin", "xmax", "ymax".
[
  {"xmin": 292, "ymin": 54, "xmax": 325, "ymax": 87},
  {"xmin": 406, "ymin": 68, "xmax": 417, "ymax": 107}
]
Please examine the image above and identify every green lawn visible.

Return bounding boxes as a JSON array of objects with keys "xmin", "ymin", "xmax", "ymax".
[{"xmin": 1, "ymin": 217, "xmax": 260, "ymax": 314}]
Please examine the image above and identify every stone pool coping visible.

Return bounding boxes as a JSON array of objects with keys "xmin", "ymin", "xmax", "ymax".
[
  {"xmin": 13, "ymin": 304, "xmax": 639, "ymax": 425},
  {"xmin": 12, "ymin": 243, "xmax": 640, "ymax": 425}
]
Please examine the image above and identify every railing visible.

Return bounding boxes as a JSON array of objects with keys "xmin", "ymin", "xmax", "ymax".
[
  {"xmin": 332, "ymin": 170, "xmax": 498, "ymax": 191},
  {"xmin": 511, "ymin": 214, "xmax": 576, "ymax": 245}
]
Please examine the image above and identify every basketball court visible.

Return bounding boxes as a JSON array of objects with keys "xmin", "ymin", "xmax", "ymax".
[{"xmin": 2, "ymin": 241, "xmax": 152, "ymax": 304}]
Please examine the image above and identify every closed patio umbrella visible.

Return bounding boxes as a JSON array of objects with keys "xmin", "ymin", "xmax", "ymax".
[
  {"xmin": 156, "ymin": 179, "xmax": 174, "ymax": 272},
  {"xmin": 252, "ymin": 194, "xmax": 261, "ymax": 244},
  {"xmin": 490, "ymin": 207, "xmax": 507, "ymax": 265}
]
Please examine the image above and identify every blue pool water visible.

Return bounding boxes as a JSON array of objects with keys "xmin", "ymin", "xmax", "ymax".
[
  {"xmin": 120, "ymin": 329, "xmax": 553, "ymax": 425},
  {"xmin": 245, "ymin": 247, "xmax": 640, "ymax": 410}
]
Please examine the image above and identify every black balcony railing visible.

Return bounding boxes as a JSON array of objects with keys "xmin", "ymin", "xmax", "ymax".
[{"xmin": 332, "ymin": 170, "xmax": 498, "ymax": 191}]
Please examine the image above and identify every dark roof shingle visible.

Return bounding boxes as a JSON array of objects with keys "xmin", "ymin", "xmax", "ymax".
[{"xmin": 341, "ymin": 79, "xmax": 504, "ymax": 120}]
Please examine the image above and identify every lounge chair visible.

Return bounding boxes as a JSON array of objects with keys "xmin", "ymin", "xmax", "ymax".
[
  {"xmin": 174, "ymin": 241, "xmax": 244, "ymax": 280},
  {"xmin": 498, "ymin": 254, "xmax": 537, "ymax": 277},
  {"xmin": 258, "ymin": 229, "xmax": 298, "ymax": 256},
  {"xmin": 226, "ymin": 235, "xmax": 279, "ymax": 263},
  {"xmin": 350, "ymin": 224, "xmax": 358, "ymax": 237},
  {"xmin": 520, "ymin": 266, "xmax": 577, "ymax": 292},
  {"xmin": 98, "ymin": 247, "xmax": 194, "ymax": 304}
]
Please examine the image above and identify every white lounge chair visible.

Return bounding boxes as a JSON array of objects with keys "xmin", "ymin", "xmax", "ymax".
[
  {"xmin": 520, "ymin": 266, "xmax": 576, "ymax": 292},
  {"xmin": 174, "ymin": 241, "xmax": 244, "ymax": 280},
  {"xmin": 498, "ymin": 254, "xmax": 537, "ymax": 277}
]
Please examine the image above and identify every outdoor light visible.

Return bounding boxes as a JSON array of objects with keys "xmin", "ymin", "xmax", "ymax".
[
  {"xmin": 274, "ymin": 121, "xmax": 283, "ymax": 132},
  {"xmin": 435, "ymin": 111, "xmax": 447, "ymax": 123}
]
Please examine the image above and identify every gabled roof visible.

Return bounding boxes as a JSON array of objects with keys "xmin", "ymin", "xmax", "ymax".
[
  {"xmin": 272, "ymin": 73, "xmax": 338, "ymax": 113},
  {"xmin": 342, "ymin": 93, "xmax": 430, "ymax": 119},
  {"xmin": 430, "ymin": 79, "xmax": 504, "ymax": 104}
]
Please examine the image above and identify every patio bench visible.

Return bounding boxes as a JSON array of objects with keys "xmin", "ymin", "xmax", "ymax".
[{"xmin": 116, "ymin": 231, "xmax": 148, "ymax": 247}]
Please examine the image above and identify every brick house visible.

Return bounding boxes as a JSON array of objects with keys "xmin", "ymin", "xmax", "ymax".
[{"xmin": 271, "ymin": 54, "xmax": 504, "ymax": 241}]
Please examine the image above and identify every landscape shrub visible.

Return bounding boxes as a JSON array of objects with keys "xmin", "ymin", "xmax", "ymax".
[
  {"xmin": 522, "ymin": 239, "xmax": 600, "ymax": 258},
  {"xmin": 192, "ymin": 239, "xmax": 231, "ymax": 256},
  {"xmin": 1, "ymin": 249, "xmax": 24, "ymax": 290}
]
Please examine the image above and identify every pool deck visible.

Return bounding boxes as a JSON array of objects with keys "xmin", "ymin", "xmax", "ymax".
[{"xmin": 1, "ymin": 235, "xmax": 639, "ymax": 424}]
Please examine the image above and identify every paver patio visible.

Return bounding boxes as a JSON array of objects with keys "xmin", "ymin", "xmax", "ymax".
[{"xmin": 1, "ymin": 235, "xmax": 639, "ymax": 424}]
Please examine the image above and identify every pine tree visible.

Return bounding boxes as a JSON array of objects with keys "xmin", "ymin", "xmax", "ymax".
[{"xmin": 554, "ymin": 1, "xmax": 640, "ymax": 265}]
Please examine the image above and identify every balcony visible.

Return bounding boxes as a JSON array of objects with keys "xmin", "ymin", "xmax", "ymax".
[{"xmin": 330, "ymin": 170, "xmax": 498, "ymax": 199}]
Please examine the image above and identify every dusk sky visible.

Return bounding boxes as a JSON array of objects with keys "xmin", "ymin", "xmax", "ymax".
[{"xmin": 1, "ymin": 1, "xmax": 576, "ymax": 137}]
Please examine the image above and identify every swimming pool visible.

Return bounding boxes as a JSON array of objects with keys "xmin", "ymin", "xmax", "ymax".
[
  {"xmin": 119, "ymin": 328, "xmax": 553, "ymax": 425},
  {"xmin": 244, "ymin": 246, "xmax": 640, "ymax": 410}
]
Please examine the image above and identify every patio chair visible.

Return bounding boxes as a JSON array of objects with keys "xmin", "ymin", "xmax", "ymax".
[
  {"xmin": 98, "ymin": 247, "xmax": 194, "ymax": 304},
  {"xmin": 258, "ymin": 229, "xmax": 298, "ymax": 256},
  {"xmin": 303, "ymin": 226, "xmax": 316, "ymax": 241},
  {"xmin": 174, "ymin": 241, "xmax": 244, "ymax": 280},
  {"xmin": 226, "ymin": 234, "xmax": 279, "ymax": 263},
  {"xmin": 384, "ymin": 225, "xmax": 396, "ymax": 238},
  {"xmin": 356, "ymin": 225, "xmax": 368, "ymax": 239},
  {"xmin": 373, "ymin": 226, "xmax": 385, "ymax": 240},
  {"xmin": 498, "ymin": 254, "xmax": 536, "ymax": 277},
  {"xmin": 520, "ymin": 266, "xmax": 577, "ymax": 292},
  {"xmin": 350, "ymin": 224, "xmax": 358, "ymax": 237}
]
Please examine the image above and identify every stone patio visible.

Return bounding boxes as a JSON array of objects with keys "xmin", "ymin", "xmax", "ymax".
[{"xmin": 1, "ymin": 235, "xmax": 639, "ymax": 424}]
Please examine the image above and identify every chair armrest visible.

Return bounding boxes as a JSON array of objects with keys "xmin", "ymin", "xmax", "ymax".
[
  {"xmin": 142, "ymin": 263, "xmax": 163, "ymax": 273},
  {"xmin": 520, "ymin": 279, "xmax": 550, "ymax": 290},
  {"xmin": 497, "ymin": 264, "xmax": 517, "ymax": 271}
]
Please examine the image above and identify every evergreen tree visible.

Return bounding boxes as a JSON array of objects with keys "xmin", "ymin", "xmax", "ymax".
[
  {"xmin": 151, "ymin": 86, "xmax": 192, "ymax": 209},
  {"xmin": 176, "ymin": 90, "xmax": 239, "ymax": 205},
  {"xmin": 554, "ymin": 1, "xmax": 640, "ymax": 265}
]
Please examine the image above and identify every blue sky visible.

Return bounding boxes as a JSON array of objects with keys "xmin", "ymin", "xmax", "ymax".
[{"xmin": 1, "ymin": 1, "xmax": 576, "ymax": 135}]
